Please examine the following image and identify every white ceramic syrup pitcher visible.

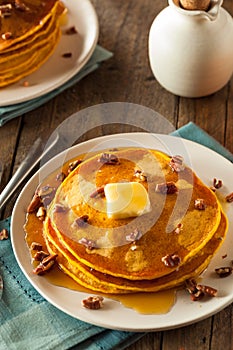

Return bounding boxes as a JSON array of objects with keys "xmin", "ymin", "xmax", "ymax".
[{"xmin": 148, "ymin": 0, "xmax": 233, "ymax": 97}]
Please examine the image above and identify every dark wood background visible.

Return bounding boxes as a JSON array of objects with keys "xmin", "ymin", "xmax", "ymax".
[{"xmin": 0, "ymin": 1, "xmax": 232, "ymax": 349}]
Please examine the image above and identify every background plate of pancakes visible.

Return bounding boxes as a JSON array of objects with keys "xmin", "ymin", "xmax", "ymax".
[
  {"xmin": 11, "ymin": 133, "xmax": 233, "ymax": 331},
  {"xmin": 0, "ymin": 0, "xmax": 99, "ymax": 106}
]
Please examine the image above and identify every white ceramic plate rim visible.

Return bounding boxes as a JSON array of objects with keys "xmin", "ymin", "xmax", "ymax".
[
  {"xmin": 11, "ymin": 133, "xmax": 233, "ymax": 331},
  {"xmin": 0, "ymin": 0, "xmax": 99, "ymax": 106}
]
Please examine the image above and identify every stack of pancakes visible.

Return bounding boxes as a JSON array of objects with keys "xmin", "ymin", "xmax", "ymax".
[
  {"xmin": 0, "ymin": 0, "xmax": 65, "ymax": 87},
  {"xmin": 43, "ymin": 148, "xmax": 227, "ymax": 294}
]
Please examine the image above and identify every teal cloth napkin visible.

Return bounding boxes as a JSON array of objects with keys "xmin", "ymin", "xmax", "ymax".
[
  {"xmin": 0, "ymin": 122, "xmax": 232, "ymax": 350},
  {"xmin": 0, "ymin": 45, "xmax": 113, "ymax": 127}
]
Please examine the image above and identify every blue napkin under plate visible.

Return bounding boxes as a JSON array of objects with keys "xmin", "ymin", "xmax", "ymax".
[
  {"xmin": 0, "ymin": 122, "xmax": 232, "ymax": 350},
  {"xmin": 0, "ymin": 46, "xmax": 113, "ymax": 127}
]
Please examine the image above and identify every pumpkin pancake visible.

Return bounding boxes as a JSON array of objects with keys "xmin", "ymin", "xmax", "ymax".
[
  {"xmin": 43, "ymin": 211, "xmax": 227, "ymax": 294},
  {"xmin": 0, "ymin": 26, "xmax": 60, "ymax": 86},
  {"xmin": 46, "ymin": 148, "xmax": 221, "ymax": 281},
  {"xmin": 0, "ymin": 0, "xmax": 65, "ymax": 87},
  {"xmin": 0, "ymin": 0, "xmax": 62, "ymax": 50}
]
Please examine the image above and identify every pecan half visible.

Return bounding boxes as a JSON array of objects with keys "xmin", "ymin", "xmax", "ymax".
[
  {"xmin": 226, "ymin": 192, "xmax": 233, "ymax": 203},
  {"xmin": 0, "ymin": 228, "xmax": 9, "ymax": 240},
  {"xmin": 81, "ymin": 296, "xmax": 104, "ymax": 309},
  {"xmin": 33, "ymin": 254, "xmax": 57, "ymax": 275},
  {"xmin": 155, "ymin": 181, "xmax": 178, "ymax": 194},
  {"xmin": 215, "ymin": 266, "xmax": 232, "ymax": 278},
  {"xmin": 196, "ymin": 284, "xmax": 217, "ymax": 297},
  {"xmin": 194, "ymin": 198, "xmax": 207, "ymax": 210},
  {"xmin": 126, "ymin": 228, "xmax": 142, "ymax": 242},
  {"xmin": 169, "ymin": 155, "xmax": 185, "ymax": 172},
  {"xmin": 161, "ymin": 253, "xmax": 181, "ymax": 267},
  {"xmin": 98, "ymin": 153, "xmax": 119, "ymax": 165}
]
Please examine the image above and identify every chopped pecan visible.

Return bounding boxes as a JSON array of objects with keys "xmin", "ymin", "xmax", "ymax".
[
  {"xmin": 62, "ymin": 52, "xmax": 72, "ymax": 58},
  {"xmin": 155, "ymin": 181, "xmax": 178, "ymax": 194},
  {"xmin": 75, "ymin": 215, "xmax": 89, "ymax": 227},
  {"xmin": 194, "ymin": 198, "xmax": 207, "ymax": 210},
  {"xmin": 90, "ymin": 186, "xmax": 105, "ymax": 198},
  {"xmin": 174, "ymin": 223, "xmax": 183, "ymax": 234},
  {"xmin": 23, "ymin": 81, "xmax": 29, "ymax": 87},
  {"xmin": 1, "ymin": 32, "xmax": 12, "ymax": 40},
  {"xmin": 213, "ymin": 178, "xmax": 223, "ymax": 189},
  {"xmin": 126, "ymin": 228, "xmax": 142, "ymax": 242},
  {"xmin": 30, "ymin": 242, "xmax": 43, "ymax": 251},
  {"xmin": 81, "ymin": 296, "xmax": 104, "ymax": 309},
  {"xmin": 33, "ymin": 254, "xmax": 57, "ymax": 275},
  {"xmin": 78, "ymin": 237, "xmax": 97, "ymax": 250},
  {"xmin": 53, "ymin": 203, "xmax": 67, "ymax": 213},
  {"xmin": 190, "ymin": 289, "xmax": 205, "ymax": 301},
  {"xmin": 36, "ymin": 206, "xmax": 46, "ymax": 221},
  {"xmin": 161, "ymin": 253, "xmax": 181, "ymax": 267},
  {"xmin": 68, "ymin": 159, "xmax": 82, "ymax": 173},
  {"xmin": 134, "ymin": 169, "xmax": 147, "ymax": 182},
  {"xmin": 169, "ymin": 155, "xmax": 185, "ymax": 172},
  {"xmin": 15, "ymin": 0, "xmax": 30, "ymax": 11},
  {"xmin": 56, "ymin": 172, "xmax": 66, "ymax": 182},
  {"xmin": 98, "ymin": 153, "xmax": 119, "ymax": 165},
  {"xmin": 215, "ymin": 266, "xmax": 232, "ymax": 278},
  {"xmin": 37, "ymin": 185, "xmax": 54, "ymax": 197},
  {"xmin": 226, "ymin": 192, "xmax": 233, "ymax": 203},
  {"xmin": 65, "ymin": 26, "xmax": 78, "ymax": 35},
  {"xmin": 185, "ymin": 278, "xmax": 198, "ymax": 294},
  {"xmin": 27, "ymin": 194, "xmax": 42, "ymax": 213},
  {"xmin": 130, "ymin": 244, "xmax": 137, "ymax": 251},
  {"xmin": 33, "ymin": 251, "xmax": 49, "ymax": 261},
  {"xmin": 0, "ymin": 4, "xmax": 12, "ymax": 17},
  {"xmin": 0, "ymin": 228, "xmax": 9, "ymax": 240}
]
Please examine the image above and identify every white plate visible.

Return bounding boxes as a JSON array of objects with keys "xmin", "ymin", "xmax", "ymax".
[
  {"xmin": 0, "ymin": 0, "xmax": 99, "ymax": 106},
  {"xmin": 11, "ymin": 133, "xmax": 233, "ymax": 331}
]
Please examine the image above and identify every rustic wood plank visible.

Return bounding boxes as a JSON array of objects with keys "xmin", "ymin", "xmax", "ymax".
[{"xmin": 0, "ymin": 0, "xmax": 232, "ymax": 349}]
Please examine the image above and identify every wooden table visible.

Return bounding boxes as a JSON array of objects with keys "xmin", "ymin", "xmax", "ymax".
[{"xmin": 0, "ymin": 0, "xmax": 232, "ymax": 349}]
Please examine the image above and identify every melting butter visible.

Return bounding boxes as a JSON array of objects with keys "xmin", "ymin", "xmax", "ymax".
[{"xmin": 104, "ymin": 182, "xmax": 151, "ymax": 219}]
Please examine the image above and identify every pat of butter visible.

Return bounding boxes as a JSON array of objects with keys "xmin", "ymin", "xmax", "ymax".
[{"xmin": 104, "ymin": 182, "xmax": 151, "ymax": 219}]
